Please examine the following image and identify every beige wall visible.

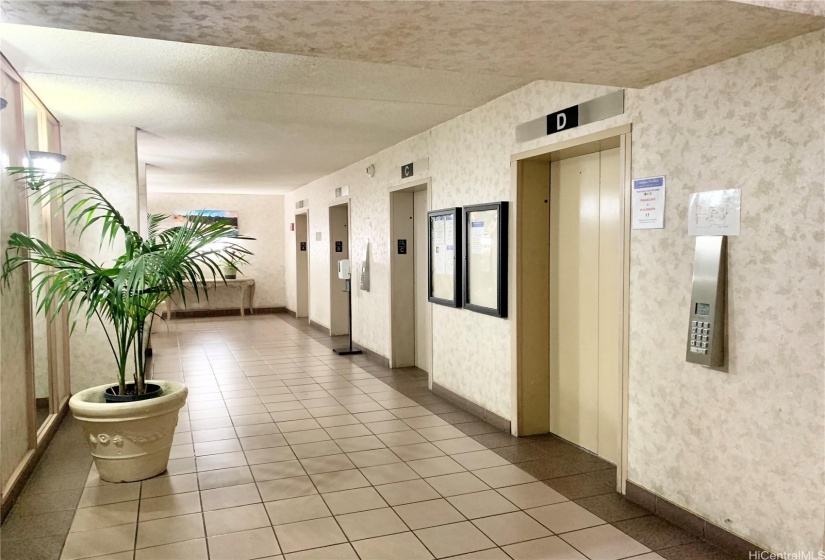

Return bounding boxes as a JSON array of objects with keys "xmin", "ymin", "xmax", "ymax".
[
  {"xmin": 284, "ymin": 30, "xmax": 824, "ymax": 552},
  {"xmin": 148, "ymin": 192, "xmax": 286, "ymax": 310},
  {"xmin": 61, "ymin": 122, "xmax": 139, "ymax": 393}
]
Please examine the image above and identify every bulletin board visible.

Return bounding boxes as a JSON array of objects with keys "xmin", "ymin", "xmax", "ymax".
[
  {"xmin": 428, "ymin": 208, "xmax": 462, "ymax": 307},
  {"xmin": 463, "ymin": 202, "xmax": 508, "ymax": 317}
]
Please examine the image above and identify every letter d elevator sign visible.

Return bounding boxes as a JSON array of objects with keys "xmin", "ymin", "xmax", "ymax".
[{"xmin": 546, "ymin": 105, "xmax": 579, "ymax": 135}]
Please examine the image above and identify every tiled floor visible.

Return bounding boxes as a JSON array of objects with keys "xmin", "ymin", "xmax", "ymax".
[{"xmin": 2, "ymin": 314, "xmax": 736, "ymax": 560}]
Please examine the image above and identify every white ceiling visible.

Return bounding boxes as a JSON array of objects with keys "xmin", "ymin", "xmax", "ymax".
[
  {"xmin": 1, "ymin": 2, "xmax": 821, "ymax": 195},
  {"xmin": 0, "ymin": 24, "xmax": 528, "ymax": 194}
]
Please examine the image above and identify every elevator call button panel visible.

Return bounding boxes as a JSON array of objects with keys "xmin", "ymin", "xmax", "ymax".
[{"xmin": 686, "ymin": 236, "xmax": 726, "ymax": 367}]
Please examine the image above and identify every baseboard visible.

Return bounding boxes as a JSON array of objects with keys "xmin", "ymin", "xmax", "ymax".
[
  {"xmin": 353, "ymin": 344, "xmax": 390, "ymax": 369},
  {"xmin": 625, "ymin": 480, "xmax": 765, "ymax": 557},
  {"xmin": 165, "ymin": 306, "xmax": 287, "ymax": 319},
  {"xmin": 432, "ymin": 382, "xmax": 510, "ymax": 432},
  {"xmin": 308, "ymin": 319, "xmax": 329, "ymax": 333},
  {"xmin": 0, "ymin": 401, "xmax": 69, "ymax": 521}
]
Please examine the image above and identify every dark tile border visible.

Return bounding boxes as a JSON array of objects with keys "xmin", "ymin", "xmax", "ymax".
[
  {"xmin": 0, "ymin": 404, "xmax": 69, "ymax": 521},
  {"xmin": 166, "ymin": 306, "xmax": 287, "ymax": 319},
  {"xmin": 303, "ymin": 314, "xmax": 391, "ymax": 368},
  {"xmin": 432, "ymin": 382, "xmax": 511, "ymax": 433},
  {"xmin": 625, "ymin": 480, "xmax": 764, "ymax": 557}
]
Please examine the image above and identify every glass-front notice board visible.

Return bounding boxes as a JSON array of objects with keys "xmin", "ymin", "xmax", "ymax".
[
  {"xmin": 463, "ymin": 202, "xmax": 508, "ymax": 317},
  {"xmin": 428, "ymin": 208, "xmax": 462, "ymax": 307}
]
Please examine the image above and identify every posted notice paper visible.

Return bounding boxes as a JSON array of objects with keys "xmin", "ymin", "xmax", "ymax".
[{"xmin": 632, "ymin": 176, "xmax": 665, "ymax": 229}]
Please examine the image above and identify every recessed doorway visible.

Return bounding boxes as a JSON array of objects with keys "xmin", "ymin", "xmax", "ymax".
[
  {"xmin": 389, "ymin": 182, "xmax": 432, "ymax": 374},
  {"xmin": 512, "ymin": 125, "xmax": 631, "ymax": 489},
  {"xmin": 295, "ymin": 211, "xmax": 309, "ymax": 319},
  {"xmin": 328, "ymin": 202, "xmax": 350, "ymax": 336}
]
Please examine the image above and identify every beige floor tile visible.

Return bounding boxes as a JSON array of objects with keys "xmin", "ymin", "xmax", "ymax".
[
  {"xmin": 376, "ymin": 431, "xmax": 427, "ymax": 447},
  {"xmin": 472, "ymin": 511, "xmax": 552, "ymax": 546},
  {"xmin": 300, "ymin": 454, "xmax": 355, "ymax": 474},
  {"xmin": 164, "ymin": 456, "xmax": 197, "ymax": 476},
  {"xmin": 134, "ymin": 537, "xmax": 208, "ymax": 560},
  {"xmin": 406, "ymin": 456, "xmax": 466, "ymax": 478},
  {"xmin": 432, "ymin": 437, "xmax": 487, "ymax": 455},
  {"xmin": 235, "ymin": 423, "xmax": 282, "ymax": 438},
  {"xmin": 195, "ymin": 450, "xmax": 248, "ymax": 471},
  {"xmin": 315, "ymin": 414, "xmax": 360, "ymax": 427},
  {"xmin": 191, "ymin": 427, "xmax": 238, "ymax": 444},
  {"xmin": 197, "ymin": 465, "xmax": 254, "ymax": 490},
  {"xmin": 321, "ymin": 486, "xmax": 388, "ymax": 515},
  {"xmin": 77, "ymin": 482, "xmax": 141, "ymax": 508},
  {"xmin": 352, "ymin": 410, "xmax": 396, "ymax": 423},
  {"xmin": 270, "ymin": 410, "xmax": 313, "ymax": 422},
  {"xmin": 257, "ymin": 475, "xmax": 318, "ymax": 501},
  {"xmin": 61, "ymin": 522, "xmax": 136, "ymax": 560},
  {"xmin": 142, "ymin": 473, "xmax": 199, "ymax": 499},
  {"xmin": 136, "ymin": 512, "xmax": 205, "ymax": 549},
  {"xmin": 346, "ymin": 448, "xmax": 402, "ymax": 467},
  {"xmin": 69, "ymin": 500, "xmax": 138, "ymax": 533},
  {"xmin": 277, "ymin": 419, "xmax": 323, "ymax": 433},
  {"xmin": 374, "ymin": 479, "xmax": 441, "ymax": 506},
  {"xmin": 335, "ymin": 435, "xmax": 386, "ymax": 452},
  {"xmin": 310, "ymin": 469, "xmax": 371, "ymax": 493},
  {"xmin": 386, "ymin": 406, "xmax": 431, "ymax": 419},
  {"xmin": 284, "ymin": 429, "xmax": 332, "ymax": 445},
  {"xmin": 335, "ymin": 507, "xmax": 408, "ymax": 541},
  {"xmin": 560, "ymin": 524, "xmax": 650, "ymax": 560},
  {"xmin": 390, "ymin": 443, "xmax": 445, "ymax": 462},
  {"xmin": 472, "ymin": 465, "xmax": 537, "ymax": 488},
  {"xmin": 170, "ymin": 444, "xmax": 195, "ymax": 460},
  {"xmin": 447, "ymin": 490, "xmax": 519, "ymax": 519},
  {"xmin": 352, "ymin": 532, "xmax": 434, "ymax": 560},
  {"xmin": 265, "ymin": 494, "xmax": 331, "ymax": 525},
  {"xmin": 365, "ymin": 420, "xmax": 410, "ymax": 434},
  {"xmin": 503, "ymin": 536, "xmax": 588, "ymax": 560},
  {"xmin": 416, "ymin": 425, "xmax": 467, "ymax": 441},
  {"xmin": 497, "ymin": 481, "xmax": 567, "ymax": 509},
  {"xmin": 307, "ymin": 405, "xmax": 350, "ymax": 417},
  {"xmin": 415, "ymin": 521, "xmax": 496, "ymax": 558},
  {"xmin": 393, "ymin": 498, "xmax": 465, "ymax": 530},
  {"xmin": 233, "ymin": 413, "xmax": 277, "ymax": 426},
  {"xmin": 245, "ymin": 445, "xmax": 297, "ymax": 465},
  {"xmin": 251, "ymin": 460, "xmax": 307, "ymax": 481},
  {"xmin": 425, "ymin": 472, "xmax": 490, "ymax": 497},
  {"xmin": 240, "ymin": 434, "xmax": 288, "ymax": 450},
  {"xmin": 139, "ymin": 491, "xmax": 202, "ymax": 521},
  {"xmin": 274, "ymin": 517, "xmax": 347, "ymax": 554},
  {"xmin": 200, "ymin": 482, "xmax": 261, "ymax": 511},
  {"xmin": 402, "ymin": 416, "xmax": 449, "ymax": 429},
  {"xmin": 204, "ymin": 502, "xmax": 271, "ymax": 536},
  {"xmin": 627, "ymin": 554, "xmax": 666, "ymax": 560},
  {"xmin": 527, "ymin": 500, "xmax": 606, "ymax": 534},
  {"xmin": 189, "ymin": 417, "xmax": 234, "ymax": 431},
  {"xmin": 451, "ymin": 450, "xmax": 511, "ymax": 470},
  {"xmin": 360, "ymin": 462, "xmax": 419, "ymax": 485},
  {"xmin": 208, "ymin": 526, "xmax": 281, "ymax": 560},
  {"xmin": 193, "ymin": 438, "xmax": 242, "ymax": 456},
  {"xmin": 290, "ymin": 440, "xmax": 343, "ymax": 459},
  {"xmin": 324, "ymin": 424, "xmax": 372, "ymax": 439},
  {"xmin": 448, "ymin": 548, "xmax": 510, "ymax": 559},
  {"xmin": 284, "ymin": 543, "xmax": 358, "ymax": 560}
]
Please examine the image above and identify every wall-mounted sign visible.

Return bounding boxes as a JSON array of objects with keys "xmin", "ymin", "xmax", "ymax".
[
  {"xmin": 394, "ymin": 158, "xmax": 428, "ymax": 184},
  {"xmin": 401, "ymin": 162, "xmax": 414, "ymax": 179},
  {"xmin": 335, "ymin": 241, "xmax": 343, "ymax": 253},
  {"xmin": 334, "ymin": 186, "xmax": 350, "ymax": 198},
  {"xmin": 428, "ymin": 208, "xmax": 462, "ymax": 307},
  {"xmin": 688, "ymin": 189, "xmax": 741, "ymax": 236},
  {"xmin": 397, "ymin": 239, "xmax": 407, "ymax": 255},
  {"xmin": 515, "ymin": 90, "xmax": 624, "ymax": 143},
  {"xmin": 632, "ymin": 176, "xmax": 666, "ymax": 230},
  {"xmin": 463, "ymin": 202, "xmax": 509, "ymax": 318},
  {"xmin": 300, "ymin": 242, "xmax": 307, "ymax": 251},
  {"xmin": 290, "ymin": 223, "xmax": 294, "ymax": 231}
]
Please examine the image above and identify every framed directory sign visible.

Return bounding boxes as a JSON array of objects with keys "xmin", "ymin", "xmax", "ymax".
[
  {"xmin": 428, "ymin": 208, "xmax": 462, "ymax": 307},
  {"xmin": 463, "ymin": 202, "xmax": 508, "ymax": 317}
]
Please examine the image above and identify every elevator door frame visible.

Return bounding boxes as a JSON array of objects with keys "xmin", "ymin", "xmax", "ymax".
[
  {"xmin": 388, "ymin": 177, "xmax": 433, "ymax": 381},
  {"xmin": 510, "ymin": 124, "xmax": 632, "ymax": 493},
  {"xmin": 294, "ymin": 210, "xmax": 310, "ymax": 320}
]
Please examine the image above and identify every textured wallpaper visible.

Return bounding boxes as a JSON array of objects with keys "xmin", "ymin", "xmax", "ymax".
[
  {"xmin": 148, "ymin": 192, "xmax": 286, "ymax": 311},
  {"xmin": 284, "ymin": 30, "xmax": 824, "ymax": 552},
  {"xmin": 62, "ymin": 122, "xmax": 139, "ymax": 394}
]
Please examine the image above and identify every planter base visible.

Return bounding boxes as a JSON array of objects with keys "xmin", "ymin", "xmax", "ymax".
[{"xmin": 70, "ymin": 380, "xmax": 188, "ymax": 483}]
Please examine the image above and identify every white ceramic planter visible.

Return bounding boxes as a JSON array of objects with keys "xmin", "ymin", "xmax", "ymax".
[{"xmin": 69, "ymin": 380, "xmax": 187, "ymax": 483}]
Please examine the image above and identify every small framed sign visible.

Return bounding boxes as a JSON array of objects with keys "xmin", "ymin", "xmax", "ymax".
[
  {"xmin": 462, "ymin": 202, "xmax": 508, "ymax": 318},
  {"xmin": 427, "ymin": 208, "xmax": 462, "ymax": 307}
]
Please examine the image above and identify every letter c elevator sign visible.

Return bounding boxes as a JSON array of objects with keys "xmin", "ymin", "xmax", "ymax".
[{"xmin": 546, "ymin": 105, "xmax": 579, "ymax": 135}]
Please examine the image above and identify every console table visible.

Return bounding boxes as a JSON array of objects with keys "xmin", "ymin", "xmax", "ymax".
[{"xmin": 165, "ymin": 278, "xmax": 256, "ymax": 318}]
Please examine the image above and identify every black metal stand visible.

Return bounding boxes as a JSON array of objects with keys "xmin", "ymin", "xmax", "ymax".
[{"xmin": 333, "ymin": 279, "xmax": 362, "ymax": 356}]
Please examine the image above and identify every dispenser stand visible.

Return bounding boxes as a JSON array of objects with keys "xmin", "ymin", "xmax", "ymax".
[{"xmin": 333, "ymin": 279, "xmax": 362, "ymax": 356}]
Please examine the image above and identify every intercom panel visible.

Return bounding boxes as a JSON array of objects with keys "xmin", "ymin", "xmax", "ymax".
[{"xmin": 686, "ymin": 236, "xmax": 726, "ymax": 367}]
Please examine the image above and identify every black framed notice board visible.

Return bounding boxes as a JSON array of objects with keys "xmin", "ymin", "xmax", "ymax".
[
  {"xmin": 427, "ymin": 208, "xmax": 462, "ymax": 307},
  {"xmin": 462, "ymin": 202, "xmax": 508, "ymax": 317}
]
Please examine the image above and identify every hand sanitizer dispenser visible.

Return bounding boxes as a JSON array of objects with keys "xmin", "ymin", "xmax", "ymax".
[{"xmin": 337, "ymin": 259, "xmax": 350, "ymax": 280}]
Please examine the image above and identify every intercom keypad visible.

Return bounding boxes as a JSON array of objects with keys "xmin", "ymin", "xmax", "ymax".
[{"xmin": 689, "ymin": 320, "xmax": 712, "ymax": 354}]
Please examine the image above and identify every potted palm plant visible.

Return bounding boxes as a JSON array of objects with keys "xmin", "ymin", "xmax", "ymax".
[{"xmin": 2, "ymin": 168, "xmax": 251, "ymax": 482}]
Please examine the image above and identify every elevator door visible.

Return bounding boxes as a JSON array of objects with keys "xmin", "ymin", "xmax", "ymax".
[{"xmin": 549, "ymin": 147, "xmax": 620, "ymax": 463}]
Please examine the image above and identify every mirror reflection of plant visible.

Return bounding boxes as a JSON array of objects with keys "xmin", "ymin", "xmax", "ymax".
[{"xmin": 1, "ymin": 168, "xmax": 252, "ymax": 396}]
